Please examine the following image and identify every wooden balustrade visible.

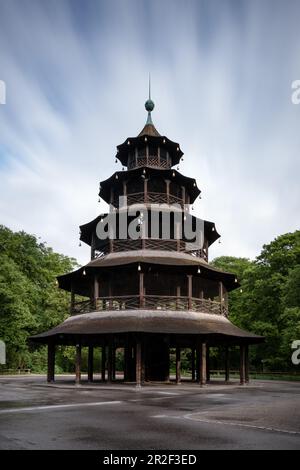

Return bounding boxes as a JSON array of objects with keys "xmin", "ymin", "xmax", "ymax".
[
  {"xmin": 113, "ymin": 192, "xmax": 184, "ymax": 208},
  {"xmin": 93, "ymin": 238, "xmax": 208, "ymax": 261},
  {"xmin": 71, "ymin": 295, "xmax": 228, "ymax": 317}
]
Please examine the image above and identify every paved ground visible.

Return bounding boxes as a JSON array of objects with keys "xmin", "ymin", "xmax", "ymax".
[{"xmin": 0, "ymin": 375, "xmax": 299, "ymax": 450}]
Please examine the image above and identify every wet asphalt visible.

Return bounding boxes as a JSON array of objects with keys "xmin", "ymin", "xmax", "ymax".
[{"xmin": 0, "ymin": 375, "xmax": 299, "ymax": 450}]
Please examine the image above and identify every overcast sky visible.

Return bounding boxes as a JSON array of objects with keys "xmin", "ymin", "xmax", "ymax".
[{"xmin": 0, "ymin": 0, "xmax": 299, "ymax": 265}]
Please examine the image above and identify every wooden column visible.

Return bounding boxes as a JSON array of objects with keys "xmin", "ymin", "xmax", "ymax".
[
  {"xmin": 139, "ymin": 271, "xmax": 144, "ymax": 307},
  {"xmin": 191, "ymin": 347, "xmax": 196, "ymax": 381},
  {"xmin": 144, "ymin": 179, "xmax": 148, "ymax": 204},
  {"xmin": 187, "ymin": 275, "xmax": 193, "ymax": 309},
  {"xmin": 219, "ymin": 282, "xmax": 223, "ymax": 314},
  {"xmin": 245, "ymin": 344, "xmax": 249, "ymax": 384},
  {"xmin": 225, "ymin": 346, "xmax": 230, "ymax": 382},
  {"xmin": 87, "ymin": 345, "xmax": 94, "ymax": 382},
  {"xmin": 101, "ymin": 346, "xmax": 106, "ymax": 382},
  {"xmin": 70, "ymin": 285, "xmax": 75, "ymax": 314},
  {"xmin": 176, "ymin": 346, "xmax": 181, "ymax": 384},
  {"xmin": 107, "ymin": 340, "xmax": 113, "ymax": 382},
  {"xmin": 112, "ymin": 347, "xmax": 116, "ymax": 380},
  {"xmin": 240, "ymin": 344, "xmax": 246, "ymax": 385},
  {"xmin": 136, "ymin": 338, "xmax": 142, "ymax": 388},
  {"xmin": 75, "ymin": 344, "xmax": 81, "ymax": 384},
  {"xmin": 165, "ymin": 179, "xmax": 170, "ymax": 204},
  {"xmin": 94, "ymin": 275, "xmax": 99, "ymax": 310},
  {"xmin": 200, "ymin": 342, "xmax": 207, "ymax": 386},
  {"xmin": 176, "ymin": 285, "xmax": 181, "ymax": 310},
  {"xmin": 47, "ymin": 343, "xmax": 55, "ymax": 383},
  {"xmin": 206, "ymin": 346, "xmax": 210, "ymax": 382}
]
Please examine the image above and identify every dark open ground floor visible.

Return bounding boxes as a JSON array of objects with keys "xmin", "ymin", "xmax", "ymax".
[{"xmin": 0, "ymin": 375, "xmax": 299, "ymax": 450}]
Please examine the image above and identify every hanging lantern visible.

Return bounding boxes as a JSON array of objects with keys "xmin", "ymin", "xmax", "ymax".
[
  {"xmin": 127, "ymin": 140, "xmax": 130, "ymax": 145},
  {"xmin": 235, "ymin": 278, "xmax": 238, "ymax": 283},
  {"xmin": 144, "ymin": 137, "xmax": 147, "ymax": 142},
  {"xmin": 177, "ymin": 166, "xmax": 179, "ymax": 170},
  {"xmin": 212, "ymin": 227, "xmax": 215, "ymax": 232},
  {"xmin": 122, "ymin": 167, "xmax": 124, "ymax": 171},
  {"xmin": 79, "ymin": 242, "xmax": 81, "ymax": 247},
  {"xmin": 83, "ymin": 268, "xmax": 86, "ymax": 276},
  {"xmin": 218, "ymin": 238, "xmax": 221, "ymax": 244},
  {"xmin": 193, "ymin": 182, "xmax": 196, "ymax": 187},
  {"xmin": 176, "ymin": 146, "xmax": 180, "ymax": 151},
  {"xmin": 197, "ymin": 267, "xmax": 201, "ymax": 274},
  {"xmin": 240, "ymin": 288, "xmax": 243, "ymax": 293},
  {"xmin": 163, "ymin": 139, "xmax": 166, "ymax": 144},
  {"xmin": 192, "ymin": 206, "xmax": 194, "ymax": 211},
  {"xmin": 115, "ymin": 158, "xmax": 118, "ymax": 163},
  {"xmin": 143, "ymin": 168, "xmax": 146, "ymax": 174},
  {"xmin": 138, "ymin": 264, "xmax": 141, "ymax": 271},
  {"xmin": 98, "ymin": 198, "xmax": 101, "ymax": 203},
  {"xmin": 115, "ymin": 174, "xmax": 119, "ymax": 180},
  {"xmin": 172, "ymin": 171, "xmax": 175, "ymax": 177}
]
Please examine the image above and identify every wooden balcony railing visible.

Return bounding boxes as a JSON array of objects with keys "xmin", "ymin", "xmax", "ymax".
[
  {"xmin": 128, "ymin": 156, "xmax": 170, "ymax": 170},
  {"xmin": 93, "ymin": 239, "xmax": 208, "ymax": 261},
  {"xmin": 71, "ymin": 295, "xmax": 228, "ymax": 317},
  {"xmin": 113, "ymin": 192, "xmax": 184, "ymax": 208}
]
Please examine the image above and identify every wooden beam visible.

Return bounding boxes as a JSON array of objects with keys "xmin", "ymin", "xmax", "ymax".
[
  {"xmin": 245, "ymin": 344, "xmax": 249, "ymax": 384},
  {"xmin": 87, "ymin": 345, "xmax": 94, "ymax": 383},
  {"xmin": 191, "ymin": 347, "xmax": 196, "ymax": 381},
  {"xmin": 240, "ymin": 344, "xmax": 246, "ymax": 385},
  {"xmin": 176, "ymin": 346, "xmax": 181, "ymax": 384},
  {"xmin": 107, "ymin": 340, "xmax": 113, "ymax": 382},
  {"xmin": 75, "ymin": 344, "xmax": 81, "ymax": 385},
  {"xmin": 136, "ymin": 339, "xmax": 142, "ymax": 388},
  {"xmin": 206, "ymin": 346, "xmax": 210, "ymax": 382},
  {"xmin": 47, "ymin": 343, "xmax": 55, "ymax": 383},
  {"xmin": 225, "ymin": 346, "xmax": 230, "ymax": 383},
  {"xmin": 199, "ymin": 342, "xmax": 207, "ymax": 386},
  {"xmin": 101, "ymin": 346, "xmax": 106, "ymax": 382}
]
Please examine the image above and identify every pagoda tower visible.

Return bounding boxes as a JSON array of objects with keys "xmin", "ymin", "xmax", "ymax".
[{"xmin": 32, "ymin": 91, "xmax": 263, "ymax": 386}]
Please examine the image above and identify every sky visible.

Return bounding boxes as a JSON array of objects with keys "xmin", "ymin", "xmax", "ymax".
[{"xmin": 0, "ymin": 0, "xmax": 299, "ymax": 265}]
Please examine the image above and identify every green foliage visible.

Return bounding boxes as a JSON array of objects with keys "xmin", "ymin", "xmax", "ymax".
[
  {"xmin": 212, "ymin": 230, "xmax": 300, "ymax": 371},
  {"xmin": 0, "ymin": 225, "xmax": 77, "ymax": 371}
]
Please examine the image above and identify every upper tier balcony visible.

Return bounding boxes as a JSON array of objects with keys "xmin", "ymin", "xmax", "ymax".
[
  {"xmin": 71, "ymin": 294, "xmax": 228, "ymax": 317},
  {"xmin": 113, "ymin": 191, "xmax": 184, "ymax": 208},
  {"xmin": 93, "ymin": 238, "xmax": 208, "ymax": 262}
]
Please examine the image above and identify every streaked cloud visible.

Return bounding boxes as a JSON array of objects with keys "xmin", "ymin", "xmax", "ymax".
[{"xmin": 0, "ymin": 0, "xmax": 299, "ymax": 264}]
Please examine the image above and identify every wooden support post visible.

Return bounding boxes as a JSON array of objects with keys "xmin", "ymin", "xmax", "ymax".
[
  {"xmin": 206, "ymin": 346, "xmax": 210, "ymax": 382},
  {"xmin": 225, "ymin": 346, "xmax": 230, "ymax": 382},
  {"xmin": 47, "ymin": 343, "xmax": 55, "ymax": 383},
  {"xmin": 187, "ymin": 275, "xmax": 193, "ymax": 310},
  {"xmin": 87, "ymin": 345, "xmax": 94, "ymax": 383},
  {"xmin": 112, "ymin": 347, "xmax": 116, "ymax": 380},
  {"xmin": 165, "ymin": 179, "xmax": 170, "ymax": 204},
  {"xmin": 176, "ymin": 285, "xmax": 181, "ymax": 310},
  {"xmin": 245, "ymin": 344, "xmax": 249, "ymax": 384},
  {"xmin": 136, "ymin": 338, "xmax": 142, "ymax": 388},
  {"xmin": 176, "ymin": 346, "xmax": 181, "ymax": 384},
  {"xmin": 75, "ymin": 344, "xmax": 81, "ymax": 385},
  {"xmin": 219, "ymin": 281, "xmax": 223, "ymax": 314},
  {"xmin": 191, "ymin": 347, "xmax": 196, "ymax": 381},
  {"xmin": 70, "ymin": 285, "xmax": 75, "ymax": 314},
  {"xmin": 240, "ymin": 344, "xmax": 246, "ymax": 385},
  {"xmin": 144, "ymin": 179, "xmax": 148, "ymax": 204},
  {"xmin": 107, "ymin": 340, "xmax": 113, "ymax": 382},
  {"xmin": 200, "ymin": 342, "xmax": 207, "ymax": 386},
  {"xmin": 101, "ymin": 346, "xmax": 106, "ymax": 382},
  {"xmin": 94, "ymin": 275, "xmax": 99, "ymax": 310}
]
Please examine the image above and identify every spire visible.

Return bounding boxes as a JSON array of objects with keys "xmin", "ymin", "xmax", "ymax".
[{"xmin": 138, "ymin": 75, "xmax": 160, "ymax": 137}]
